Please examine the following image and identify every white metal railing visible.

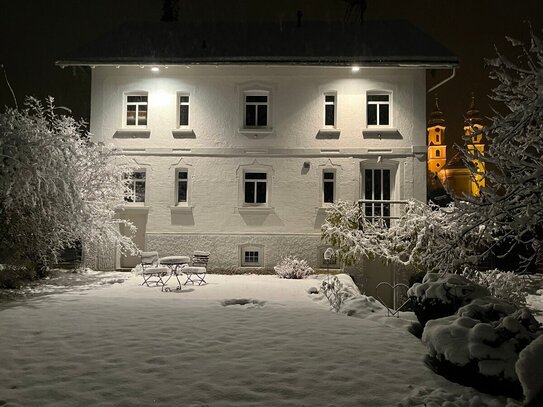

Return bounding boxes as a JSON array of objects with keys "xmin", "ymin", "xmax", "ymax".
[{"xmin": 357, "ymin": 199, "xmax": 408, "ymax": 228}]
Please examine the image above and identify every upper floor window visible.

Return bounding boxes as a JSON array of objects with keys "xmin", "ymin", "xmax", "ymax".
[
  {"xmin": 177, "ymin": 169, "xmax": 189, "ymax": 204},
  {"xmin": 125, "ymin": 93, "xmax": 148, "ymax": 127},
  {"xmin": 125, "ymin": 170, "xmax": 146, "ymax": 203},
  {"xmin": 179, "ymin": 94, "xmax": 190, "ymax": 127},
  {"xmin": 323, "ymin": 170, "xmax": 336, "ymax": 204},
  {"xmin": 244, "ymin": 172, "xmax": 267, "ymax": 204},
  {"xmin": 324, "ymin": 93, "xmax": 337, "ymax": 127},
  {"xmin": 367, "ymin": 93, "xmax": 391, "ymax": 127},
  {"xmin": 244, "ymin": 91, "xmax": 269, "ymax": 128}
]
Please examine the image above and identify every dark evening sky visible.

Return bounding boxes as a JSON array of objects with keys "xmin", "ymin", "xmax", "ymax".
[{"xmin": 1, "ymin": 0, "xmax": 542, "ymax": 146}]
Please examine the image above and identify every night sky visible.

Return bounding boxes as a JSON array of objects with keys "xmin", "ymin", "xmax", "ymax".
[{"xmin": 1, "ymin": 0, "xmax": 542, "ymax": 146}]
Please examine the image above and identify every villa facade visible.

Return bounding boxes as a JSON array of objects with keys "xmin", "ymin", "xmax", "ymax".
[{"xmin": 58, "ymin": 21, "xmax": 457, "ymax": 280}]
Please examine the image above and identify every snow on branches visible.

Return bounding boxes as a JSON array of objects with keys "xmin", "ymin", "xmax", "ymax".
[
  {"xmin": 321, "ymin": 200, "xmax": 481, "ymax": 273},
  {"xmin": 0, "ymin": 97, "xmax": 137, "ymax": 271},
  {"xmin": 459, "ymin": 30, "xmax": 543, "ymax": 271}
]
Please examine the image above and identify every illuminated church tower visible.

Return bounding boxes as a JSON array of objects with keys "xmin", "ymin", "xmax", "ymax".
[
  {"xmin": 427, "ymin": 95, "xmax": 447, "ymax": 178},
  {"xmin": 464, "ymin": 93, "xmax": 485, "ymax": 196}
]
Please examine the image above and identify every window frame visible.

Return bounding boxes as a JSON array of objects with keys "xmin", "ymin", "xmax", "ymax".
[
  {"xmin": 240, "ymin": 245, "xmax": 264, "ymax": 267},
  {"xmin": 322, "ymin": 169, "xmax": 336, "ymax": 205},
  {"xmin": 243, "ymin": 90, "xmax": 270, "ymax": 129},
  {"xmin": 124, "ymin": 170, "xmax": 146, "ymax": 204},
  {"xmin": 176, "ymin": 168, "xmax": 190, "ymax": 206},
  {"xmin": 177, "ymin": 92, "xmax": 190, "ymax": 128},
  {"xmin": 124, "ymin": 92, "xmax": 149, "ymax": 128},
  {"xmin": 243, "ymin": 171, "xmax": 268, "ymax": 206},
  {"xmin": 323, "ymin": 92, "xmax": 337, "ymax": 128},
  {"xmin": 366, "ymin": 91, "xmax": 392, "ymax": 128}
]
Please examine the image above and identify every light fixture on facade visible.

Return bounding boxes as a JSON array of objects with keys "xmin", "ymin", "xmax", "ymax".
[
  {"xmin": 151, "ymin": 67, "xmax": 160, "ymax": 72},
  {"xmin": 351, "ymin": 66, "xmax": 360, "ymax": 73}
]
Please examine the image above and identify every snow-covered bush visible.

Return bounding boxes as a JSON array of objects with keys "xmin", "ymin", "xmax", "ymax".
[
  {"xmin": 0, "ymin": 97, "xmax": 137, "ymax": 272},
  {"xmin": 462, "ymin": 268, "xmax": 529, "ymax": 307},
  {"xmin": 320, "ymin": 276, "xmax": 349, "ymax": 312},
  {"xmin": 516, "ymin": 334, "xmax": 543, "ymax": 406},
  {"xmin": 274, "ymin": 256, "xmax": 313, "ymax": 279},
  {"xmin": 407, "ymin": 273, "xmax": 490, "ymax": 326},
  {"xmin": 322, "ymin": 200, "xmax": 479, "ymax": 273},
  {"xmin": 422, "ymin": 297, "xmax": 541, "ymax": 399}
]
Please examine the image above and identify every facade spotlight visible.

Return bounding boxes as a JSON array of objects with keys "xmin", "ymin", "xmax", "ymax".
[
  {"xmin": 351, "ymin": 66, "xmax": 360, "ymax": 73},
  {"xmin": 151, "ymin": 67, "xmax": 159, "ymax": 72}
]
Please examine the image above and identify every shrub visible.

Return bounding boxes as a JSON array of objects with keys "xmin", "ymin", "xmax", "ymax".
[
  {"xmin": 407, "ymin": 272, "xmax": 490, "ymax": 326},
  {"xmin": 462, "ymin": 268, "xmax": 529, "ymax": 307},
  {"xmin": 274, "ymin": 256, "xmax": 313, "ymax": 279},
  {"xmin": 0, "ymin": 264, "xmax": 38, "ymax": 289},
  {"xmin": 422, "ymin": 297, "xmax": 541, "ymax": 399},
  {"xmin": 320, "ymin": 276, "xmax": 349, "ymax": 312}
]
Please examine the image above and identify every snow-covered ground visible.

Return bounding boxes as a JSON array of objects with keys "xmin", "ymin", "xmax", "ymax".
[{"xmin": 0, "ymin": 271, "xmax": 535, "ymax": 407}]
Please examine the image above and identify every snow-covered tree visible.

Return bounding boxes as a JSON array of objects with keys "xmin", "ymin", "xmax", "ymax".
[
  {"xmin": 321, "ymin": 199, "xmax": 480, "ymax": 273},
  {"xmin": 457, "ymin": 31, "xmax": 543, "ymax": 271},
  {"xmin": 0, "ymin": 97, "xmax": 137, "ymax": 273}
]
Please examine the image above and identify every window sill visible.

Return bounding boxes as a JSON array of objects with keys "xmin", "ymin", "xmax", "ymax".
[
  {"xmin": 237, "ymin": 206, "xmax": 274, "ymax": 214},
  {"xmin": 170, "ymin": 205, "xmax": 193, "ymax": 213},
  {"xmin": 317, "ymin": 129, "xmax": 341, "ymax": 139},
  {"xmin": 362, "ymin": 128, "xmax": 401, "ymax": 139},
  {"xmin": 317, "ymin": 205, "xmax": 335, "ymax": 211},
  {"xmin": 238, "ymin": 128, "xmax": 274, "ymax": 138},
  {"xmin": 113, "ymin": 129, "xmax": 151, "ymax": 138},
  {"xmin": 172, "ymin": 129, "xmax": 196, "ymax": 139},
  {"xmin": 119, "ymin": 205, "xmax": 149, "ymax": 214}
]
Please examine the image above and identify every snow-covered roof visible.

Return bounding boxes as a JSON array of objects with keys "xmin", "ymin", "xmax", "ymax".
[{"xmin": 56, "ymin": 20, "xmax": 458, "ymax": 67}]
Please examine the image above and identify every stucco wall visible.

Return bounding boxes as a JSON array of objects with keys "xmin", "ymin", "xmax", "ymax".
[{"xmin": 89, "ymin": 65, "xmax": 427, "ymax": 270}]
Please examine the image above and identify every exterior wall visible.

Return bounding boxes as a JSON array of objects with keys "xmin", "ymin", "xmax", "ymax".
[{"xmin": 89, "ymin": 65, "xmax": 427, "ymax": 271}]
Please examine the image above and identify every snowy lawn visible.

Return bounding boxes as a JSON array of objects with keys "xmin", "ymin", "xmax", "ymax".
[{"xmin": 0, "ymin": 271, "xmax": 529, "ymax": 406}]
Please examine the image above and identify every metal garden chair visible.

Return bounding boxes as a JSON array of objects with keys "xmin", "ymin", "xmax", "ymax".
[{"xmin": 182, "ymin": 251, "xmax": 210, "ymax": 285}]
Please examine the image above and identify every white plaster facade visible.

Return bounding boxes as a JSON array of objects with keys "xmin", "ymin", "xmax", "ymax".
[{"xmin": 89, "ymin": 65, "xmax": 428, "ymax": 271}]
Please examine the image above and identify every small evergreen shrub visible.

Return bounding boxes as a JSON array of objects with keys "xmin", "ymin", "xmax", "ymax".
[{"xmin": 274, "ymin": 256, "xmax": 314, "ymax": 279}]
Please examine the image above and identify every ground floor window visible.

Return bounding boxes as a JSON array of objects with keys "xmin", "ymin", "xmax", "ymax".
[
  {"xmin": 125, "ymin": 170, "xmax": 146, "ymax": 203},
  {"xmin": 241, "ymin": 245, "xmax": 263, "ymax": 267},
  {"xmin": 363, "ymin": 168, "xmax": 391, "ymax": 226},
  {"xmin": 177, "ymin": 169, "xmax": 188, "ymax": 203},
  {"xmin": 244, "ymin": 172, "xmax": 267, "ymax": 204}
]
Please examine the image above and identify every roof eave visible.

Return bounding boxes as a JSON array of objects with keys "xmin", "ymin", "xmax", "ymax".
[{"xmin": 56, "ymin": 58, "xmax": 459, "ymax": 69}]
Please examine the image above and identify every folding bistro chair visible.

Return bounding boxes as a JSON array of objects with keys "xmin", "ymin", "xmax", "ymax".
[
  {"xmin": 140, "ymin": 251, "xmax": 170, "ymax": 290},
  {"xmin": 182, "ymin": 251, "xmax": 210, "ymax": 285}
]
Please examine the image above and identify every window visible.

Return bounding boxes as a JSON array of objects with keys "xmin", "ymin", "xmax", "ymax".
[
  {"xmin": 179, "ymin": 94, "xmax": 190, "ymax": 127},
  {"xmin": 367, "ymin": 93, "xmax": 390, "ymax": 126},
  {"xmin": 126, "ymin": 94, "xmax": 148, "ymax": 126},
  {"xmin": 177, "ymin": 170, "xmax": 188, "ymax": 203},
  {"xmin": 244, "ymin": 91, "xmax": 269, "ymax": 128},
  {"xmin": 323, "ymin": 170, "xmax": 335, "ymax": 204},
  {"xmin": 435, "ymin": 150, "xmax": 441, "ymax": 158},
  {"xmin": 364, "ymin": 168, "xmax": 391, "ymax": 226},
  {"xmin": 244, "ymin": 172, "xmax": 267, "ymax": 204},
  {"xmin": 324, "ymin": 93, "xmax": 337, "ymax": 127},
  {"xmin": 125, "ymin": 171, "xmax": 146, "ymax": 203},
  {"xmin": 241, "ymin": 245, "xmax": 264, "ymax": 267}
]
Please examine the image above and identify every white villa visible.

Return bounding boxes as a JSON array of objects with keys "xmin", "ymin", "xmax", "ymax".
[{"xmin": 57, "ymin": 21, "xmax": 457, "ymax": 291}]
